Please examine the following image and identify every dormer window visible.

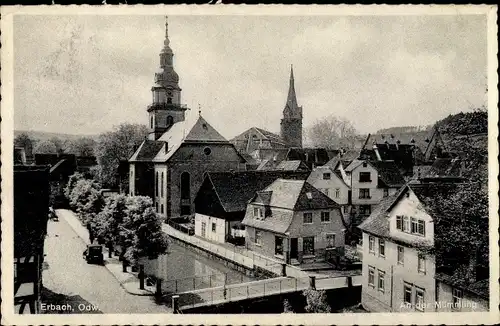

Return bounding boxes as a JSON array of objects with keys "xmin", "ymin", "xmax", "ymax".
[
  {"xmin": 253, "ymin": 206, "xmax": 264, "ymax": 219},
  {"xmin": 362, "ymin": 162, "xmax": 368, "ymax": 167},
  {"xmin": 322, "ymin": 173, "xmax": 331, "ymax": 180}
]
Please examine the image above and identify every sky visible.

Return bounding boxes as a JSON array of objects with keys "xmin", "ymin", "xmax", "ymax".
[{"xmin": 13, "ymin": 13, "xmax": 488, "ymax": 140}]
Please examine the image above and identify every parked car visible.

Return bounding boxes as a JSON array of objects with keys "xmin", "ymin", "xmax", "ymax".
[{"xmin": 83, "ymin": 244, "xmax": 104, "ymax": 265}]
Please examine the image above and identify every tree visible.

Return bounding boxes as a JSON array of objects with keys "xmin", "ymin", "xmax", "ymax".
[
  {"xmin": 95, "ymin": 123, "xmax": 148, "ymax": 188},
  {"xmin": 303, "ymin": 289, "xmax": 331, "ymax": 313},
  {"xmin": 282, "ymin": 299, "xmax": 294, "ymax": 313},
  {"xmin": 119, "ymin": 196, "xmax": 169, "ymax": 265},
  {"xmin": 69, "ymin": 179, "xmax": 104, "ymax": 225},
  {"xmin": 65, "ymin": 172, "xmax": 85, "ymax": 200},
  {"xmin": 14, "ymin": 133, "xmax": 34, "ymax": 152},
  {"xmin": 33, "ymin": 139, "xmax": 58, "ymax": 154},
  {"xmin": 65, "ymin": 137, "xmax": 97, "ymax": 156},
  {"xmin": 50, "ymin": 137, "xmax": 65, "ymax": 154},
  {"xmin": 307, "ymin": 115, "xmax": 358, "ymax": 149},
  {"xmin": 94, "ymin": 194, "xmax": 129, "ymax": 248}
]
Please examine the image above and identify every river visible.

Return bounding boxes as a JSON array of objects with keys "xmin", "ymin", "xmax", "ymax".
[{"xmin": 141, "ymin": 241, "xmax": 255, "ymax": 293}]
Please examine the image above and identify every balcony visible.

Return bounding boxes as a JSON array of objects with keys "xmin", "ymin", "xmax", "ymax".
[{"xmin": 147, "ymin": 103, "xmax": 188, "ymax": 112}]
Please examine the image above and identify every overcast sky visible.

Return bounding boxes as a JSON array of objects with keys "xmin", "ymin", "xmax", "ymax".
[{"xmin": 14, "ymin": 14, "xmax": 487, "ymax": 140}]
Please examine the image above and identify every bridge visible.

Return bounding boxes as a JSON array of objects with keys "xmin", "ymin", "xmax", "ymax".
[
  {"xmin": 162, "ymin": 222, "xmax": 362, "ymax": 312},
  {"xmin": 174, "ymin": 274, "xmax": 363, "ymax": 311}
]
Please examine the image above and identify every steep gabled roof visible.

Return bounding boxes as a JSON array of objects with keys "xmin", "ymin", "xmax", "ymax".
[
  {"xmin": 198, "ymin": 170, "xmax": 310, "ymax": 213},
  {"xmin": 274, "ymin": 160, "xmax": 310, "ymax": 172},
  {"xmin": 254, "ymin": 127, "xmax": 287, "ymax": 145},
  {"xmin": 242, "ymin": 179, "xmax": 340, "ymax": 233},
  {"xmin": 251, "ymin": 179, "xmax": 340, "ymax": 211},
  {"xmin": 152, "ymin": 115, "xmax": 230, "ymax": 162}
]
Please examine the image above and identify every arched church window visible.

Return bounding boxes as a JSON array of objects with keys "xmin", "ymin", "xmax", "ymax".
[
  {"xmin": 161, "ymin": 172, "xmax": 164, "ymax": 197},
  {"xmin": 180, "ymin": 172, "xmax": 190, "ymax": 200},
  {"xmin": 167, "ymin": 116, "xmax": 174, "ymax": 126},
  {"xmin": 150, "ymin": 116, "xmax": 154, "ymax": 129},
  {"xmin": 156, "ymin": 172, "xmax": 159, "ymax": 197}
]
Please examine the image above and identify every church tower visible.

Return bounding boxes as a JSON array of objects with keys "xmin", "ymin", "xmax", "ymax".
[
  {"xmin": 148, "ymin": 16, "xmax": 187, "ymax": 140},
  {"xmin": 280, "ymin": 65, "xmax": 303, "ymax": 148}
]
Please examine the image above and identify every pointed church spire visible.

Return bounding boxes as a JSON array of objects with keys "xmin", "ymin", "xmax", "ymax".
[
  {"xmin": 286, "ymin": 64, "xmax": 298, "ymax": 110},
  {"xmin": 163, "ymin": 16, "xmax": 171, "ymax": 51}
]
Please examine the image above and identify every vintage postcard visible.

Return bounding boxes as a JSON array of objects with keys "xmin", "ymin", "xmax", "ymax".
[{"xmin": 1, "ymin": 4, "xmax": 498, "ymax": 325}]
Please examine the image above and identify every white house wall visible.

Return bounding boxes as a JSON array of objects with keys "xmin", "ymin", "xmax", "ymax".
[{"xmin": 195, "ymin": 213, "xmax": 226, "ymax": 243}]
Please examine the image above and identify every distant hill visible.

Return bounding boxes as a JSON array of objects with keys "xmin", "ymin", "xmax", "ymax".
[{"xmin": 14, "ymin": 130, "xmax": 99, "ymax": 142}]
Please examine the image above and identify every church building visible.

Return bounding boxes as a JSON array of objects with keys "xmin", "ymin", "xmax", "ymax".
[
  {"xmin": 231, "ymin": 65, "xmax": 304, "ymax": 161},
  {"xmin": 128, "ymin": 17, "xmax": 246, "ymax": 218}
]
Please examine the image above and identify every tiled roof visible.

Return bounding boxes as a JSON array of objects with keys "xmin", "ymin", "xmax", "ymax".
[
  {"xmin": 254, "ymin": 179, "xmax": 339, "ymax": 211},
  {"xmin": 254, "ymin": 127, "xmax": 287, "ymax": 145},
  {"xmin": 370, "ymin": 160, "xmax": 406, "ymax": 187},
  {"xmin": 242, "ymin": 208, "xmax": 294, "ymax": 234},
  {"xmin": 151, "ymin": 115, "xmax": 229, "ymax": 163},
  {"xmin": 425, "ymin": 157, "xmax": 463, "ymax": 178},
  {"xmin": 203, "ymin": 170, "xmax": 310, "ymax": 213},
  {"xmin": 130, "ymin": 140, "xmax": 165, "ymax": 162},
  {"xmin": 357, "ymin": 193, "xmax": 397, "ymax": 238},
  {"xmin": 359, "ymin": 182, "xmax": 456, "ymax": 242},
  {"xmin": 242, "ymin": 179, "xmax": 340, "ymax": 233},
  {"xmin": 274, "ymin": 160, "xmax": 310, "ymax": 172}
]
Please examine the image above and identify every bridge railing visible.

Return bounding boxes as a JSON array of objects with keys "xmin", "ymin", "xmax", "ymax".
[
  {"xmin": 177, "ymin": 276, "xmax": 311, "ymax": 309},
  {"xmin": 158, "ymin": 273, "xmax": 250, "ymax": 294}
]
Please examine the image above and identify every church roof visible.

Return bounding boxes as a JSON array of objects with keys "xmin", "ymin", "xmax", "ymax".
[
  {"xmin": 152, "ymin": 115, "xmax": 229, "ymax": 162},
  {"xmin": 129, "ymin": 140, "xmax": 164, "ymax": 162}
]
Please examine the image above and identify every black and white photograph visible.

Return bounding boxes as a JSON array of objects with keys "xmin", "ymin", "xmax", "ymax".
[{"xmin": 1, "ymin": 4, "xmax": 498, "ymax": 325}]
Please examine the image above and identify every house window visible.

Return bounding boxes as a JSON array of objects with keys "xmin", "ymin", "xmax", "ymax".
[
  {"xmin": 378, "ymin": 239, "xmax": 385, "ymax": 257},
  {"xmin": 362, "ymin": 162, "xmax": 368, "ymax": 167},
  {"xmin": 404, "ymin": 283, "xmax": 412, "ymax": 304},
  {"xmin": 303, "ymin": 212, "xmax": 313, "ymax": 224},
  {"xmin": 335, "ymin": 188, "xmax": 340, "ymax": 198},
  {"xmin": 396, "ymin": 216, "xmax": 402, "ymax": 231},
  {"xmin": 203, "ymin": 147, "xmax": 212, "ymax": 156},
  {"xmin": 415, "ymin": 287, "xmax": 425, "ymax": 311},
  {"xmin": 326, "ymin": 234, "xmax": 335, "ymax": 248},
  {"xmin": 303, "ymin": 236, "xmax": 315, "ymax": 255},
  {"xmin": 320, "ymin": 212, "xmax": 330, "ymax": 223},
  {"xmin": 212, "ymin": 222, "xmax": 216, "ymax": 232},
  {"xmin": 417, "ymin": 220, "xmax": 425, "ymax": 236},
  {"xmin": 275, "ymin": 236, "xmax": 283, "ymax": 256},
  {"xmin": 411, "ymin": 217, "xmax": 418, "ymax": 234},
  {"xmin": 254, "ymin": 207, "xmax": 264, "ymax": 219},
  {"xmin": 161, "ymin": 172, "xmax": 164, "ymax": 198},
  {"xmin": 167, "ymin": 115, "xmax": 174, "ymax": 126},
  {"xmin": 322, "ymin": 173, "xmax": 331, "ymax": 180},
  {"xmin": 368, "ymin": 266, "xmax": 375, "ymax": 287},
  {"xmin": 323, "ymin": 188, "xmax": 329, "ymax": 196},
  {"xmin": 397, "ymin": 246, "xmax": 404, "ymax": 265},
  {"xmin": 452, "ymin": 288, "xmax": 463, "ymax": 310},
  {"xmin": 161, "ymin": 204, "xmax": 164, "ymax": 214},
  {"xmin": 359, "ymin": 205, "xmax": 371, "ymax": 216},
  {"xmin": 378, "ymin": 270, "xmax": 385, "ymax": 292},
  {"xmin": 255, "ymin": 230, "xmax": 262, "ymax": 245},
  {"xmin": 359, "ymin": 189, "xmax": 370, "ymax": 199},
  {"xmin": 418, "ymin": 254, "xmax": 426, "ymax": 274},
  {"xmin": 359, "ymin": 172, "xmax": 371, "ymax": 182},
  {"xmin": 403, "ymin": 216, "xmax": 410, "ymax": 232},
  {"xmin": 383, "ymin": 188, "xmax": 389, "ymax": 197},
  {"xmin": 368, "ymin": 236, "xmax": 375, "ymax": 254}
]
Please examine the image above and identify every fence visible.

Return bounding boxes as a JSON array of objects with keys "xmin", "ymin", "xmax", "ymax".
[
  {"xmin": 176, "ymin": 274, "xmax": 361, "ymax": 310},
  {"xmin": 166, "ymin": 219, "xmax": 194, "ymax": 236},
  {"xmin": 163, "ymin": 224, "xmax": 288, "ymax": 276},
  {"xmin": 155, "ymin": 273, "xmax": 251, "ymax": 294}
]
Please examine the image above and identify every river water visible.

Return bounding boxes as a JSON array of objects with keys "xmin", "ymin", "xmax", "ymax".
[{"xmin": 141, "ymin": 241, "xmax": 255, "ymax": 293}]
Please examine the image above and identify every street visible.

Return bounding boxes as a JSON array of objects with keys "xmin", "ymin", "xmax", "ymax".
[{"xmin": 42, "ymin": 214, "xmax": 171, "ymax": 314}]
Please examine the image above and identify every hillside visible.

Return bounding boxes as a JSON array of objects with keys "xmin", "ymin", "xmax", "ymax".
[{"xmin": 14, "ymin": 130, "xmax": 99, "ymax": 142}]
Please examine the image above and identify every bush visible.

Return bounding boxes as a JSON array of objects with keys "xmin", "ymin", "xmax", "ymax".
[{"xmin": 303, "ymin": 289, "xmax": 331, "ymax": 313}]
